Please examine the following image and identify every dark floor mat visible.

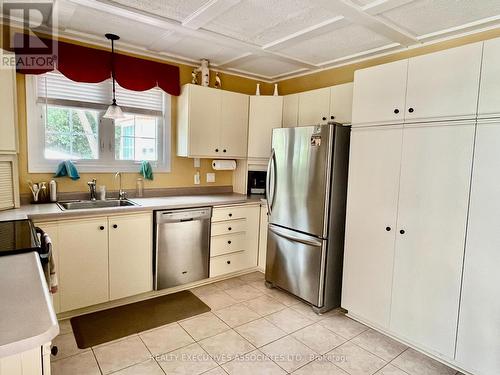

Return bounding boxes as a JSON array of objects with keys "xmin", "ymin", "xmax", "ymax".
[{"xmin": 70, "ymin": 290, "xmax": 210, "ymax": 348}]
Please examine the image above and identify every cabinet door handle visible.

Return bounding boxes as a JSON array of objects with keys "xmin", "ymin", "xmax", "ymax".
[
  {"xmin": 408, "ymin": 108, "xmax": 414, "ymax": 113},
  {"xmin": 228, "ymin": 227, "xmax": 232, "ymax": 231},
  {"xmin": 322, "ymin": 117, "xmax": 327, "ymax": 121},
  {"xmin": 394, "ymin": 109, "xmax": 400, "ymax": 114},
  {"xmin": 215, "ymin": 148, "xmax": 219, "ymax": 152},
  {"xmin": 386, "ymin": 227, "xmax": 391, "ymax": 231},
  {"xmin": 228, "ymin": 240, "xmax": 232, "ymax": 244},
  {"xmin": 228, "ymin": 213, "xmax": 232, "ymax": 217},
  {"xmin": 99, "ymin": 226, "xmax": 105, "ymax": 230},
  {"xmin": 113, "ymin": 224, "xmax": 118, "ymax": 229},
  {"xmin": 223, "ymin": 149, "xmax": 227, "ymax": 153},
  {"xmin": 330, "ymin": 115, "xmax": 335, "ymax": 120},
  {"xmin": 226, "ymin": 260, "xmax": 231, "ymax": 264},
  {"xmin": 400, "ymin": 229, "xmax": 405, "ymax": 234}
]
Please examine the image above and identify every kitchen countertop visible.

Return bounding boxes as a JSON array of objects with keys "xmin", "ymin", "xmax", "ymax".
[
  {"xmin": 0, "ymin": 252, "xmax": 59, "ymax": 358},
  {"xmin": 0, "ymin": 193, "xmax": 265, "ymax": 222}
]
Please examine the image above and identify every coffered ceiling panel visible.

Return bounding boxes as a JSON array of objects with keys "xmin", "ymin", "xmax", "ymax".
[
  {"xmin": 154, "ymin": 37, "xmax": 247, "ymax": 65},
  {"xmin": 228, "ymin": 56, "xmax": 305, "ymax": 78},
  {"xmin": 275, "ymin": 23, "xmax": 394, "ymax": 65},
  {"xmin": 68, "ymin": 7, "xmax": 163, "ymax": 47},
  {"xmin": 378, "ymin": 0, "xmax": 500, "ymax": 37},
  {"xmin": 108, "ymin": 0, "xmax": 211, "ymax": 22},
  {"xmin": 203, "ymin": 0, "xmax": 339, "ymax": 45}
]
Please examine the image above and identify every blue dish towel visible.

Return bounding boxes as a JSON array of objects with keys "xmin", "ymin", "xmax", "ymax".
[
  {"xmin": 54, "ymin": 160, "xmax": 80, "ymax": 180},
  {"xmin": 139, "ymin": 161, "xmax": 153, "ymax": 180}
]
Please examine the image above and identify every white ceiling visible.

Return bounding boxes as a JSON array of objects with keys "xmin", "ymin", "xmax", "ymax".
[{"xmin": 37, "ymin": 0, "xmax": 500, "ymax": 80}]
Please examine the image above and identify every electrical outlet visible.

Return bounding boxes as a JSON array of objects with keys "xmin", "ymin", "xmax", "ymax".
[
  {"xmin": 206, "ymin": 173, "xmax": 215, "ymax": 183},
  {"xmin": 193, "ymin": 158, "xmax": 201, "ymax": 168},
  {"xmin": 194, "ymin": 171, "xmax": 200, "ymax": 185}
]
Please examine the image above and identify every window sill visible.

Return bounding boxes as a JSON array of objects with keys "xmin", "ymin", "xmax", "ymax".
[{"xmin": 28, "ymin": 161, "xmax": 171, "ymax": 174}]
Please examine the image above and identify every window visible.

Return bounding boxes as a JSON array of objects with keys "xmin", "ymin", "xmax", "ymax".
[{"xmin": 26, "ymin": 71, "xmax": 171, "ymax": 173}]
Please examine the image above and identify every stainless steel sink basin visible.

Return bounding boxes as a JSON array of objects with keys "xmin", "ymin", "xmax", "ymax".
[{"xmin": 57, "ymin": 199, "xmax": 137, "ymax": 210}]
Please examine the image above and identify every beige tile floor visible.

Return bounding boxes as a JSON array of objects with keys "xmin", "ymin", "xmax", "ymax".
[{"xmin": 51, "ymin": 272, "xmax": 462, "ymax": 375}]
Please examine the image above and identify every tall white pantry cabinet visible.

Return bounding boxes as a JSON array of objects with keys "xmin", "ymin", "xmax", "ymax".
[{"xmin": 343, "ymin": 39, "xmax": 500, "ymax": 375}]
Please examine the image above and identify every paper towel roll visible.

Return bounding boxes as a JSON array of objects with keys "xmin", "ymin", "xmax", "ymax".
[{"xmin": 212, "ymin": 160, "xmax": 237, "ymax": 170}]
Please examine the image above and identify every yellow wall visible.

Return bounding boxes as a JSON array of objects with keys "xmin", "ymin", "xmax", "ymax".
[
  {"xmin": 278, "ymin": 28, "xmax": 500, "ymax": 95},
  {"xmin": 15, "ymin": 38, "xmax": 274, "ymax": 194}
]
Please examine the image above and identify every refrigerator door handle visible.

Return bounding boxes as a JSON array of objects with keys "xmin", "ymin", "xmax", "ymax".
[
  {"xmin": 266, "ymin": 148, "xmax": 276, "ymax": 214},
  {"xmin": 268, "ymin": 224, "xmax": 323, "ymax": 247}
]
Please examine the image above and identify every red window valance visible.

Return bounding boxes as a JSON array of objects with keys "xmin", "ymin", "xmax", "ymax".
[{"xmin": 13, "ymin": 34, "xmax": 180, "ymax": 96}]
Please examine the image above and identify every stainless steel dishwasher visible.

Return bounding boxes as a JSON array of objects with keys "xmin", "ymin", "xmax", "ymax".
[{"xmin": 154, "ymin": 207, "xmax": 212, "ymax": 290}]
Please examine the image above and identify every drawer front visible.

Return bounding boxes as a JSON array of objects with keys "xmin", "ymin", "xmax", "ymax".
[
  {"xmin": 211, "ymin": 232, "xmax": 246, "ymax": 257},
  {"xmin": 210, "ymin": 251, "xmax": 255, "ymax": 278},
  {"xmin": 211, "ymin": 219, "xmax": 246, "ymax": 236},
  {"xmin": 212, "ymin": 206, "xmax": 250, "ymax": 222}
]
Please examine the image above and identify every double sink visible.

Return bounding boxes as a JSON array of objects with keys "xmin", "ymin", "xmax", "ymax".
[{"xmin": 57, "ymin": 199, "xmax": 137, "ymax": 211}]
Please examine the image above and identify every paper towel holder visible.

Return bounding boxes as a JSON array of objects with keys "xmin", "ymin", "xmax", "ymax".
[{"xmin": 212, "ymin": 160, "xmax": 237, "ymax": 171}]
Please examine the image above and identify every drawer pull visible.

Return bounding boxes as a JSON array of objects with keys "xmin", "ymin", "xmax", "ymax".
[
  {"xmin": 228, "ymin": 213, "xmax": 232, "ymax": 217},
  {"xmin": 228, "ymin": 227, "xmax": 232, "ymax": 231},
  {"xmin": 112, "ymin": 224, "xmax": 118, "ymax": 229},
  {"xmin": 228, "ymin": 240, "xmax": 232, "ymax": 244},
  {"xmin": 99, "ymin": 226, "xmax": 105, "ymax": 230},
  {"xmin": 227, "ymin": 260, "xmax": 231, "ymax": 264}
]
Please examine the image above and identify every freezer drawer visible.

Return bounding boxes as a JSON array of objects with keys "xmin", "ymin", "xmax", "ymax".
[
  {"xmin": 154, "ymin": 208, "xmax": 211, "ymax": 290},
  {"xmin": 265, "ymin": 224, "xmax": 325, "ymax": 306}
]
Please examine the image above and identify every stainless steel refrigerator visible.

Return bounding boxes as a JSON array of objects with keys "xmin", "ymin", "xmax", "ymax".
[{"xmin": 265, "ymin": 123, "xmax": 350, "ymax": 313}]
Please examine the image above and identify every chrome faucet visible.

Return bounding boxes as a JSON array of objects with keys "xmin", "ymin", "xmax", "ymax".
[
  {"xmin": 114, "ymin": 172, "xmax": 127, "ymax": 200},
  {"xmin": 87, "ymin": 178, "xmax": 97, "ymax": 201}
]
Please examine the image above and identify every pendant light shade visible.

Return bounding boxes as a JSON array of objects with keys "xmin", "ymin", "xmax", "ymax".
[{"xmin": 103, "ymin": 33, "xmax": 125, "ymax": 119}]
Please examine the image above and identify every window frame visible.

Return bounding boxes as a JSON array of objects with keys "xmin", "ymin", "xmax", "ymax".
[{"xmin": 26, "ymin": 74, "xmax": 171, "ymax": 173}]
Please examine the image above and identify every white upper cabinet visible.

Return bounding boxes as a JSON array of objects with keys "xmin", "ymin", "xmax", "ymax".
[
  {"xmin": 405, "ymin": 43, "xmax": 482, "ymax": 123},
  {"xmin": 298, "ymin": 87, "xmax": 330, "ymax": 126},
  {"xmin": 248, "ymin": 96, "xmax": 283, "ymax": 159},
  {"xmin": 282, "ymin": 93, "xmax": 299, "ymax": 127},
  {"xmin": 342, "ymin": 125, "xmax": 403, "ymax": 328},
  {"xmin": 351, "ymin": 60, "xmax": 408, "ymax": 126},
  {"xmin": 0, "ymin": 50, "xmax": 18, "ymax": 153},
  {"xmin": 177, "ymin": 84, "xmax": 249, "ymax": 158},
  {"xmin": 456, "ymin": 120, "xmax": 500, "ymax": 375},
  {"xmin": 390, "ymin": 122, "xmax": 475, "ymax": 358},
  {"xmin": 329, "ymin": 83, "xmax": 353, "ymax": 124},
  {"xmin": 478, "ymin": 38, "xmax": 500, "ymax": 118},
  {"xmin": 220, "ymin": 90, "xmax": 249, "ymax": 158}
]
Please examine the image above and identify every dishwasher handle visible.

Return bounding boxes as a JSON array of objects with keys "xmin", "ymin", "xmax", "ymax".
[{"xmin": 155, "ymin": 207, "xmax": 212, "ymax": 223}]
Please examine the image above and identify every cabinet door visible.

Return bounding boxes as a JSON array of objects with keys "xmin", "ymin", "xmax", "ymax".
[
  {"xmin": 188, "ymin": 85, "xmax": 221, "ymax": 157},
  {"xmin": 298, "ymin": 87, "xmax": 330, "ymax": 126},
  {"xmin": 282, "ymin": 94, "xmax": 299, "ymax": 127},
  {"xmin": 478, "ymin": 38, "xmax": 500, "ymax": 118},
  {"xmin": 405, "ymin": 43, "xmax": 482, "ymax": 123},
  {"xmin": 391, "ymin": 122, "xmax": 475, "ymax": 357},
  {"xmin": 456, "ymin": 121, "xmax": 500, "ymax": 375},
  {"xmin": 109, "ymin": 213, "xmax": 152, "ymax": 300},
  {"xmin": 351, "ymin": 60, "xmax": 407, "ymax": 126},
  {"xmin": 59, "ymin": 218, "xmax": 109, "ymax": 311},
  {"xmin": 34, "ymin": 222, "xmax": 60, "ymax": 313},
  {"xmin": 258, "ymin": 204, "xmax": 268, "ymax": 270},
  {"xmin": 342, "ymin": 126, "xmax": 403, "ymax": 328},
  {"xmin": 220, "ymin": 90, "xmax": 249, "ymax": 158},
  {"xmin": 0, "ymin": 51, "xmax": 17, "ymax": 152},
  {"xmin": 248, "ymin": 96, "xmax": 283, "ymax": 159},
  {"xmin": 329, "ymin": 83, "xmax": 353, "ymax": 124}
]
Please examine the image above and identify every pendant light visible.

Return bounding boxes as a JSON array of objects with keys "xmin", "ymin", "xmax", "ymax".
[{"xmin": 103, "ymin": 33, "xmax": 125, "ymax": 119}]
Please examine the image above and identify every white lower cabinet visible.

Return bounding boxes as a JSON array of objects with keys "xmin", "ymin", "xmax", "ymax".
[
  {"xmin": 456, "ymin": 120, "xmax": 500, "ymax": 375},
  {"xmin": 0, "ymin": 344, "xmax": 50, "ymax": 375},
  {"xmin": 109, "ymin": 213, "xmax": 152, "ymax": 300},
  {"xmin": 258, "ymin": 204, "xmax": 268, "ymax": 271},
  {"xmin": 210, "ymin": 204, "xmax": 259, "ymax": 277},
  {"xmin": 37, "ymin": 212, "xmax": 152, "ymax": 313},
  {"xmin": 342, "ymin": 126, "xmax": 403, "ymax": 328},
  {"xmin": 59, "ymin": 217, "xmax": 109, "ymax": 312},
  {"xmin": 390, "ymin": 122, "xmax": 475, "ymax": 357},
  {"xmin": 343, "ymin": 121, "xmax": 476, "ymax": 363}
]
